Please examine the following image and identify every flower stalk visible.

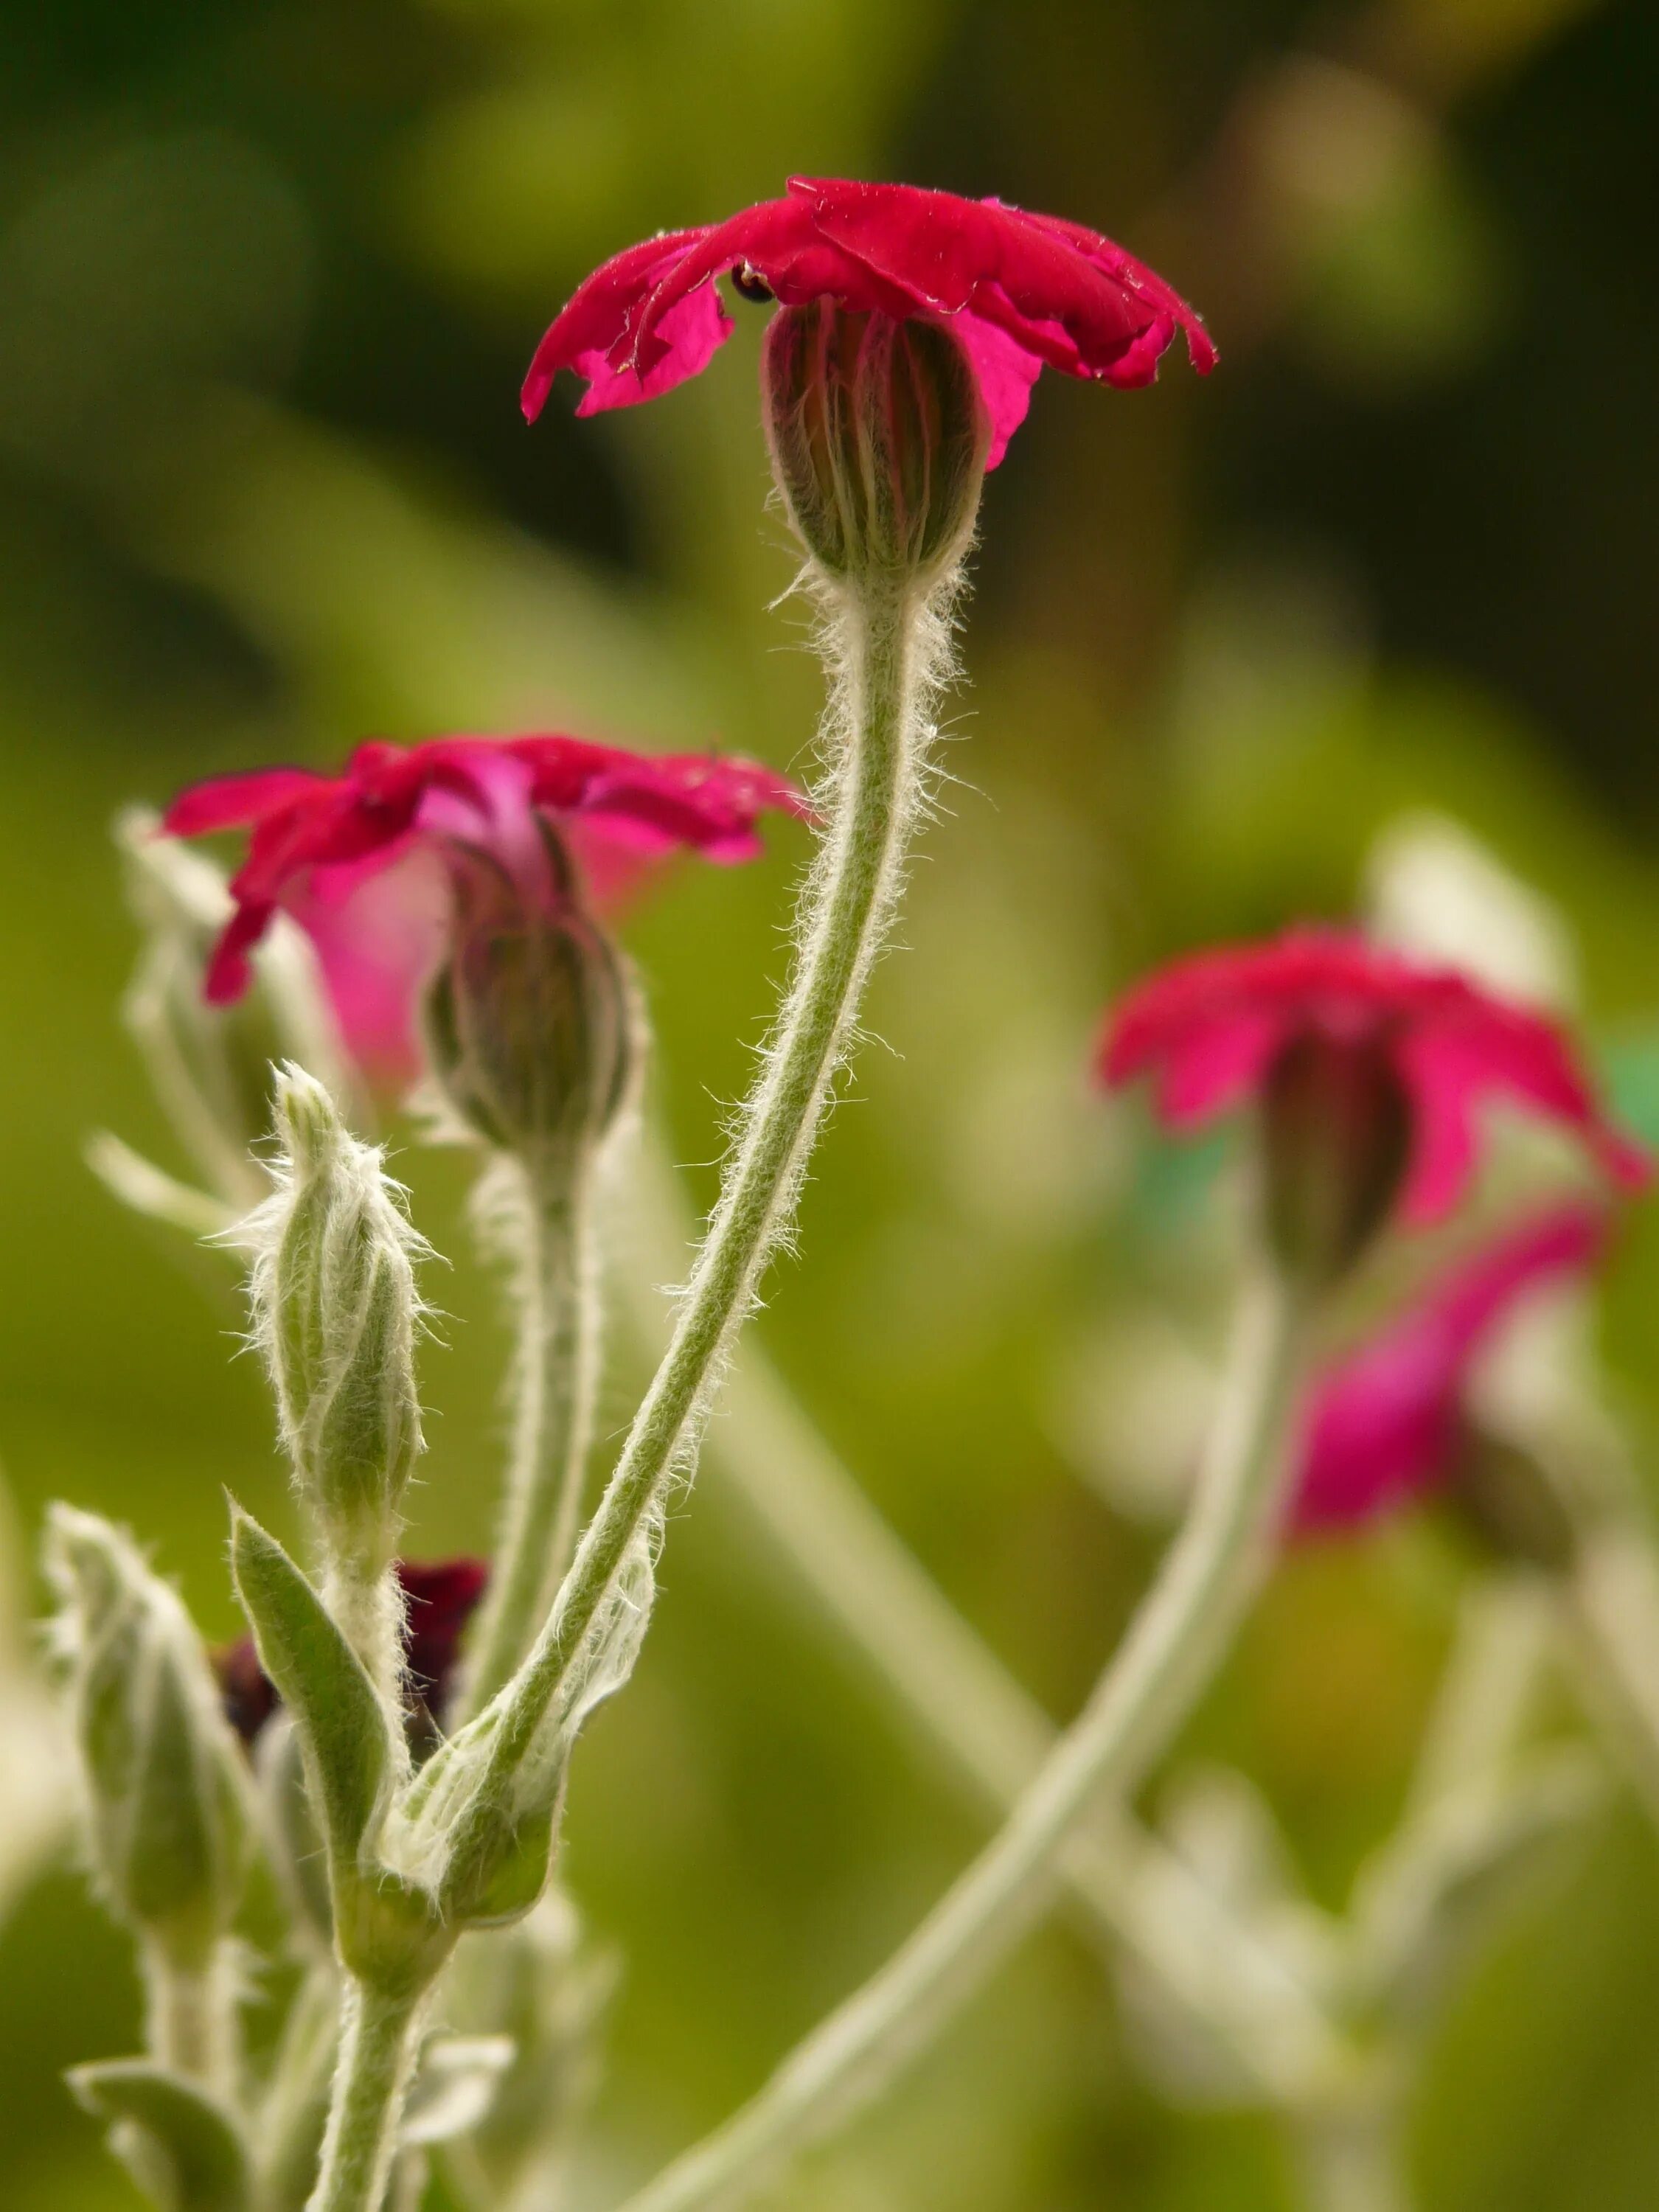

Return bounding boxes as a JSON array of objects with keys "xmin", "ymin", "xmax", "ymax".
[
  {"xmin": 1557, "ymin": 1516, "xmax": 1659, "ymax": 1829},
  {"xmin": 306, "ymin": 1981, "xmax": 430, "ymax": 2212},
  {"xmin": 139, "ymin": 1941, "xmax": 240, "ymax": 2098},
  {"xmin": 458, "ymin": 1158, "xmax": 602, "ymax": 1719},
  {"xmin": 613, "ymin": 1260, "xmax": 1313, "ymax": 2212},
  {"xmin": 623, "ymin": 1131, "xmax": 1349, "ymax": 2101},
  {"xmin": 425, "ymin": 561, "xmax": 953, "ymax": 1915}
]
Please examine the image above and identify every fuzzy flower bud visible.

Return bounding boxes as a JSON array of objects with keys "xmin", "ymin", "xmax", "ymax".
[
  {"xmin": 424, "ymin": 834, "xmax": 636, "ymax": 1161},
  {"xmin": 1260, "ymin": 1032, "xmax": 1413, "ymax": 1289},
  {"xmin": 44, "ymin": 1506, "xmax": 249, "ymax": 1963},
  {"xmin": 245, "ymin": 1067, "xmax": 426, "ymax": 1570},
  {"xmin": 762, "ymin": 302, "xmax": 989, "ymax": 584}
]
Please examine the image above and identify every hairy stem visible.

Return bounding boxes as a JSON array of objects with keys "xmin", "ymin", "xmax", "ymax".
[
  {"xmin": 321, "ymin": 1561, "xmax": 407, "ymax": 1761},
  {"xmin": 622, "ymin": 1132, "xmax": 1347, "ymax": 2101},
  {"xmin": 142, "ymin": 1938, "xmax": 239, "ymax": 2100},
  {"xmin": 615, "ymin": 1264, "xmax": 1311, "ymax": 2212},
  {"xmin": 305, "ymin": 1980, "xmax": 427, "ymax": 2212},
  {"xmin": 459, "ymin": 1160, "xmax": 600, "ymax": 1719},
  {"xmin": 452, "ymin": 571, "xmax": 939, "ymax": 1846}
]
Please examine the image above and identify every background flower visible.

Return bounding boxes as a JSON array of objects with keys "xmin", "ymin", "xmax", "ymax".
[
  {"xmin": 1099, "ymin": 928, "xmax": 1649, "ymax": 1223},
  {"xmin": 167, "ymin": 737, "xmax": 804, "ymax": 1086}
]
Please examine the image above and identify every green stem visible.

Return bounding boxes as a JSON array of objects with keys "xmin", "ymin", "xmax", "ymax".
[
  {"xmin": 614, "ymin": 1264, "xmax": 1312, "ymax": 2212},
  {"xmin": 459, "ymin": 1160, "xmax": 599, "ymax": 1719},
  {"xmin": 1559, "ymin": 1519, "xmax": 1659, "ymax": 1828},
  {"xmin": 321, "ymin": 1560, "xmax": 408, "ymax": 1770},
  {"xmin": 451, "ymin": 573, "xmax": 933, "ymax": 1854},
  {"xmin": 1293, "ymin": 2096, "xmax": 1412, "ymax": 2212},
  {"xmin": 1399, "ymin": 1573, "xmax": 1551, "ymax": 1822},
  {"xmin": 624, "ymin": 1133, "xmax": 1348, "ymax": 2102},
  {"xmin": 256, "ymin": 1964, "xmax": 340, "ymax": 2212},
  {"xmin": 305, "ymin": 1980, "xmax": 427, "ymax": 2212},
  {"xmin": 141, "ymin": 1938, "xmax": 238, "ymax": 2100}
]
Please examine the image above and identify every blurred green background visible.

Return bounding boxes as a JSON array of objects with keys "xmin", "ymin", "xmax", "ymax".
[{"xmin": 4, "ymin": 0, "xmax": 1659, "ymax": 2205}]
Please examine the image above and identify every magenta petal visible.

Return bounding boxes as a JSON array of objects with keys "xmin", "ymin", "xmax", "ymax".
[
  {"xmin": 1293, "ymin": 1203, "xmax": 1609, "ymax": 1533},
  {"xmin": 164, "ymin": 768, "xmax": 321, "ymax": 838},
  {"xmin": 286, "ymin": 849, "xmax": 451, "ymax": 1091},
  {"xmin": 1296, "ymin": 1324, "xmax": 1462, "ymax": 1529},
  {"xmin": 1157, "ymin": 1009, "xmax": 1281, "ymax": 1127},
  {"xmin": 950, "ymin": 311, "xmax": 1043, "ymax": 468},
  {"xmin": 521, "ymin": 228, "xmax": 712, "ymax": 420},
  {"xmin": 574, "ymin": 277, "xmax": 735, "ymax": 413},
  {"xmin": 204, "ymin": 901, "xmax": 273, "ymax": 1006}
]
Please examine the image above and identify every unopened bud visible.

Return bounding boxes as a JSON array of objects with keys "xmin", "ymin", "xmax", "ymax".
[
  {"xmin": 762, "ymin": 302, "xmax": 989, "ymax": 584},
  {"xmin": 44, "ymin": 1507, "xmax": 249, "ymax": 1961},
  {"xmin": 246, "ymin": 1067, "xmax": 425, "ymax": 1568},
  {"xmin": 424, "ymin": 835, "xmax": 636, "ymax": 1162},
  {"xmin": 1260, "ymin": 1032, "xmax": 1413, "ymax": 1289}
]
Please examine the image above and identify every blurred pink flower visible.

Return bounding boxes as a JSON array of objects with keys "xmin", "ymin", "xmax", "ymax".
[
  {"xmin": 165, "ymin": 736, "xmax": 805, "ymax": 1087},
  {"xmin": 1098, "ymin": 928, "xmax": 1649, "ymax": 1225},
  {"xmin": 1293, "ymin": 1206, "xmax": 1608, "ymax": 1531},
  {"xmin": 522, "ymin": 177, "xmax": 1216, "ymax": 469}
]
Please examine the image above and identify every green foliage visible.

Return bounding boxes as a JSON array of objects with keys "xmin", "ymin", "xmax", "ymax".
[
  {"xmin": 229, "ymin": 1508, "xmax": 395, "ymax": 1882},
  {"xmin": 68, "ymin": 2062, "xmax": 251, "ymax": 2212}
]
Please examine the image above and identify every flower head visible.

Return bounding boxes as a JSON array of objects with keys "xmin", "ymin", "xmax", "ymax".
[
  {"xmin": 524, "ymin": 177, "xmax": 1216, "ymax": 470},
  {"xmin": 1294, "ymin": 1205, "xmax": 1607, "ymax": 1531},
  {"xmin": 1099, "ymin": 928, "xmax": 1649, "ymax": 1231},
  {"xmin": 165, "ymin": 735, "xmax": 805, "ymax": 1088}
]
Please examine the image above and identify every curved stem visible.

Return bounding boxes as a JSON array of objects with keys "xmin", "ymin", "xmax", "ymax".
[
  {"xmin": 1558, "ymin": 1519, "xmax": 1659, "ymax": 1828},
  {"xmin": 459, "ymin": 1160, "xmax": 599, "ymax": 1719},
  {"xmin": 622, "ymin": 1133, "xmax": 1348, "ymax": 2102},
  {"xmin": 453, "ymin": 573, "xmax": 936, "ymax": 1840},
  {"xmin": 615, "ymin": 1264, "xmax": 1312, "ymax": 2212},
  {"xmin": 305, "ymin": 1980, "xmax": 428, "ymax": 2212}
]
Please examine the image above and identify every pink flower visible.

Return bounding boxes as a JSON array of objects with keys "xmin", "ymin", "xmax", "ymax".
[
  {"xmin": 1294, "ymin": 1206, "xmax": 1607, "ymax": 1530},
  {"xmin": 1098, "ymin": 928, "xmax": 1649, "ymax": 1226},
  {"xmin": 165, "ymin": 735, "xmax": 806, "ymax": 1087},
  {"xmin": 523, "ymin": 177, "xmax": 1216, "ymax": 470}
]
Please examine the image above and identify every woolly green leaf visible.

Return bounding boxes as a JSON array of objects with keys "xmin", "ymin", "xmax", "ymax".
[
  {"xmin": 69, "ymin": 2061, "xmax": 251, "ymax": 2212},
  {"xmin": 229, "ymin": 1505, "xmax": 392, "ymax": 1871}
]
